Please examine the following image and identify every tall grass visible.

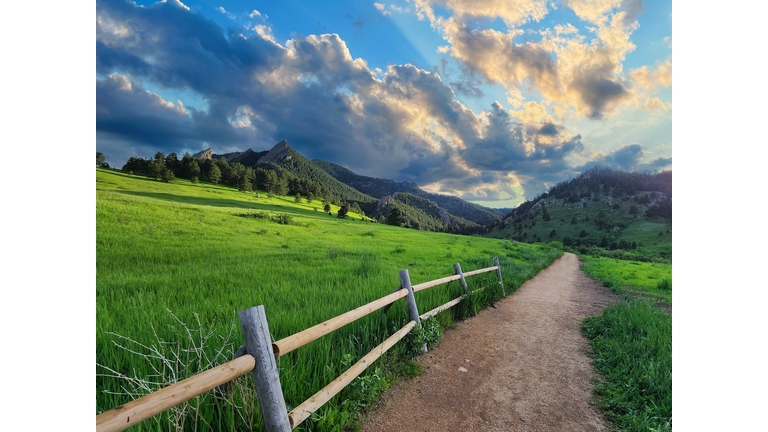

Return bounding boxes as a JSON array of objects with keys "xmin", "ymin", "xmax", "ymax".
[
  {"xmin": 96, "ymin": 168, "xmax": 563, "ymax": 431},
  {"xmin": 581, "ymin": 298, "xmax": 672, "ymax": 432},
  {"xmin": 580, "ymin": 255, "xmax": 672, "ymax": 304}
]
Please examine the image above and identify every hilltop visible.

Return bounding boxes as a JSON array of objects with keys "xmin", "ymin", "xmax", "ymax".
[{"xmin": 486, "ymin": 167, "xmax": 672, "ymax": 261}]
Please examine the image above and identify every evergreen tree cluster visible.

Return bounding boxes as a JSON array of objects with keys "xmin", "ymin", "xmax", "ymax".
[
  {"xmin": 497, "ymin": 167, "xmax": 672, "ymax": 229},
  {"xmin": 121, "ymin": 152, "xmax": 356, "ymax": 209},
  {"xmin": 379, "ymin": 193, "xmax": 483, "ymax": 234}
]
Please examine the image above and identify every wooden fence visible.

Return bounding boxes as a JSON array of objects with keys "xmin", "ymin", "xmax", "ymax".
[{"xmin": 96, "ymin": 257, "xmax": 504, "ymax": 432}]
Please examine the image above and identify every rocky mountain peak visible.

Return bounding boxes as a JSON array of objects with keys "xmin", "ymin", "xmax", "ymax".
[
  {"xmin": 192, "ymin": 148, "xmax": 212, "ymax": 161},
  {"xmin": 258, "ymin": 140, "xmax": 293, "ymax": 165}
]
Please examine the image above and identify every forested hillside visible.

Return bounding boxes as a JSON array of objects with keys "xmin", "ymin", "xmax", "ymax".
[
  {"xmin": 313, "ymin": 159, "xmax": 503, "ymax": 225},
  {"xmin": 377, "ymin": 192, "xmax": 482, "ymax": 233},
  {"xmin": 256, "ymin": 142, "xmax": 378, "ymax": 206},
  {"xmin": 487, "ymin": 167, "xmax": 672, "ymax": 261}
]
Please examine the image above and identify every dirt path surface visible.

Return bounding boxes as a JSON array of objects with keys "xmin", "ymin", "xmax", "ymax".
[{"xmin": 362, "ymin": 252, "xmax": 617, "ymax": 432}]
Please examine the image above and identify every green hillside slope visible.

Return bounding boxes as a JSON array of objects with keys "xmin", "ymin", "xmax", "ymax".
[
  {"xmin": 382, "ymin": 192, "xmax": 481, "ymax": 233},
  {"xmin": 259, "ymin": 142, "xmax": 377, "ymax": 205},
  {"xmin": 487, "ymin": 167, "xmax": 672, "ymax": 261},
  {"xmin": 313, "ymin": 159, "xmax": 503, "ymax": 225}
]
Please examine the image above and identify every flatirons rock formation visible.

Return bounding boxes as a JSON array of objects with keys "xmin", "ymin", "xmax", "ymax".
[
  {"xmin": 192, "ymin": 148, "xmax": 212, "ymax": 161},
  {"xmin": 258, "ymin": 140, "xmax": 292, "ymax": 165},
  {"xmin": 211, "ymin": 148, "xmax": 268, "ymax": 167}
]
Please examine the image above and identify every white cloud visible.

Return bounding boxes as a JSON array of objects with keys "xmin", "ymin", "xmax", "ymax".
[
  {"xmin": 374, "ymin": 3, "xmax": 390, "ymax": 16},
  {"xmin": 563, "ymin": 0, "xmax": 620, "ymax": 25},
  {"xmin": 217, "ymin": 6, "xmax": 236, "ymax": 20},
  {"xmin": 630, "ymin": 59, "xmax": 672, "ymax": 90},
  {"xmin": 156, "ymin": 0, "xmax": 190, "ymax": 11},
  {"xmin": 252, "ymin": 24, "xmax": 278, "ymax": 44}
]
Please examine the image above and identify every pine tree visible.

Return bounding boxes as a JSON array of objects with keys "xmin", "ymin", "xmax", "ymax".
[
  {"xmin": 209, "ymin": 164, "xmax": 221, "ymax": 184},
  {"xmin": 386, "ymin": 207, "xmax": 402, "ymax": 226},
  {"xmin": 161, "ymin": 168, "xmax": 175, "ymax": 183},
  {"xmin": 337, "ymin": 204, "xmax": 349, "ymax": 218}
]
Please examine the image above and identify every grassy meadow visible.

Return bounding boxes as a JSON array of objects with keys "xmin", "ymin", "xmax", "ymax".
[
  {"xmin": 96, "ymin": 168, "xmax": 563, "ymax": 431},
  {"xmin": 582, "ymin": 299, "xmax": 672, "ymax": 432},
  {"xmin": 578, "ymin": 253, "xmax": 672, "ymax": 431},
  {"xmin": 580, "ymin": 255, "xmax": 672, "ymax": 304}
]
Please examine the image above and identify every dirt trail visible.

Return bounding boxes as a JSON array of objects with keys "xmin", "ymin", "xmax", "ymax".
[{"xmin": 362, "ymin": 252, "xmax": 617, "ymax": 432}]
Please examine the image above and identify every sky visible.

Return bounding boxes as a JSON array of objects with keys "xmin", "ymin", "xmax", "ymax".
[{"xmin": 95, "ymin": 0, "xmax": 672, "ymax": 208}]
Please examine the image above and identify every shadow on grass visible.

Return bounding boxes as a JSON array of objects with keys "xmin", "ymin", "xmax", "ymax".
[{"xmin": 109, "ymin": 190, "xmax": 351, "ymax": 224}]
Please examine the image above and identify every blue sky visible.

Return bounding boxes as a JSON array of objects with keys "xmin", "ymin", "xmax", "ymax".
[{"xmin": 96, "ymin": 0, "xmax": 672, "ymax": 207}]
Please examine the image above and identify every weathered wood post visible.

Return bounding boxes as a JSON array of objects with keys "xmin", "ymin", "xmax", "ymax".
[
  {"xmin": 399, "ymin": 269, "xmax": 427, "ymax": 353},
  {"xmin": 453, "ymin": 263, "xmax": 468, "ymax": 294},
  {"xmin": 493, "ymin": 257, "xmax": 505, "ymax": 296},
  {"xmin": 238, "ymin": 306, "xmax": 292, "ymax": 432}
]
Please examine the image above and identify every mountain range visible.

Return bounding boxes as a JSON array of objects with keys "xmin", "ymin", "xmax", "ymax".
[{"xmin": 195, "ymin": 141, "xmax": 504, "ymax": 233}]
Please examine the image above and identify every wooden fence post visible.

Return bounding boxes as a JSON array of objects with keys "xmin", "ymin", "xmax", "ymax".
[
  {"xmin": 238, "ymin": 306, "xmax": 292, "ymax": 432},
  {"xmin": 399, "ymin": 269, "xmax": 427, "ymax": 353},
  {"xmin": 453, "ymin": 263, "xmax": 468, "ymax": 294},
  {"xmin": 493, "ymin": 257, "xmax": 505, "ymax": 296}
]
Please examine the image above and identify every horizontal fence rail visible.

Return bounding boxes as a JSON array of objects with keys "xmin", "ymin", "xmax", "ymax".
[
  {"xmin": 288, "ymin": 320, "xmax": 418, "ymax": 428},
  {"xmin": 272, "ymin": 288, "xmax": 410, "ymax": 358},
  {"xmin": 96, "ymin": 355, "xmax": 257, "ymax": 432},
  {"xmin": 96, "ymin": 258, "xmax": 505, "ymax": 432}
]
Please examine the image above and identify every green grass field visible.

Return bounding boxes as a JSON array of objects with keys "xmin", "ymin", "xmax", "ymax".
[
  {"xmin": 579, "ymin": 254, "xmax": 672, "ymax": 431},
  {"xmin": 580, "ymin": 255, "xmax": 672, "ymax": 304},
  {"xmin": 582, "ymin": 299, "xmax": 672, "ymax": 432},
  {"xmin": 96, "ymin": 168, "xmax": 563, "ymax": 431}
]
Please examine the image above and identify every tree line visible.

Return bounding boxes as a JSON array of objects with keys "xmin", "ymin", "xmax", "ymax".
[{"xmin": 118, "ymin": 151, "xmax": 355, "ymax": 209}]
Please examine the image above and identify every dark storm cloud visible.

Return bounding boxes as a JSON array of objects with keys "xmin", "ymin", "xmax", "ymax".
[
  {"xmin": 96, "ymin": 40, "xmax": 150, "ymax": 76},
  {"xmin": 636, "ymin": 157, "xmax": 671, "ymax": 172},
  {"xmin": 530, "ymin": 122, "xmax": 562, "ymax": 136},
  {"xmin": 96, "ymin": 74, "xmax": 194, "ymax": 147},
  {"xmin": 572, "ymin": 144, "xmax": 671, "ymax": 175},
  {"xmin": 571, "ymin": 74, "xmax": 629, "ymax": 120},
  {"xmin": 597, "ymin": 143, "xmax": 644, "ymax": 170},
  {"xmin": 460, "ymin": 102, "xmax": 582, "ymax": 177}
]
